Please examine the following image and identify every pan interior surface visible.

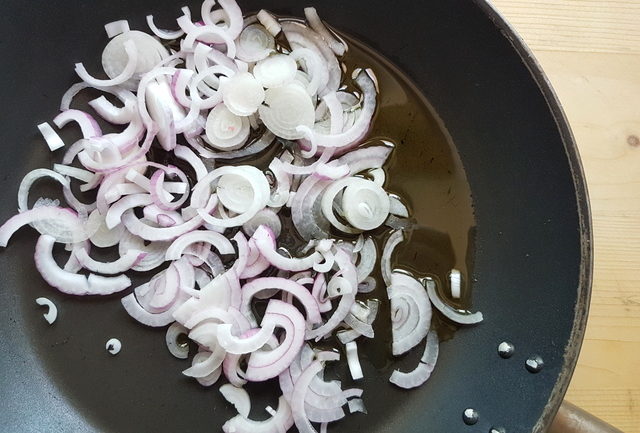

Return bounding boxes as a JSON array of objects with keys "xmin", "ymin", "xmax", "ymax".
[{"xmin": 0, "ymin": 1, "xmax": 590, "ymax": 432}]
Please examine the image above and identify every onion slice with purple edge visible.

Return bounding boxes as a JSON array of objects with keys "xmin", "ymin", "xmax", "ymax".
[
  {"xmin": 305, "ymin": 249, "xmax": 357, "ymax": 341},
  {"xmin": 165, "ymin": 230, "xmax": 235, "ymax": 260},
  {"xmin": 35, "ymin": 235, "xmax": 131, "ymax": 296},
  {"xmin": 241, "ymin": 277, "xmax": 321, "ymax": 327},
  {"xmin": 244, "ymin": 300, "xmax": 306, "ymax": 381},
  {"xmin": 0, "ymin": 207, "xmax": 91, "ymax": 247}
]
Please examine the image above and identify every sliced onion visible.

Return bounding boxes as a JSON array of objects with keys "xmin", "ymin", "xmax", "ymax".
[
  {"xmin": 102, "ymin": 31, "xmax": 168, "ymax": 83},
  {"xmin": 424, "ymin": 278, "xmax": 483, "ymax": 325},
  {"xmin": 222, "ymin": 396, "xmax": 293, "ymax": 433},
  {"xmin": 104, "ymin": 20, "xmax": 130, "ymax": 38},
  {"xmin": 236, "ymin": 23, "xmax": 275, "ymax": 62},
  {"xmin": 241, "ymin": 277, "xmax": 321, "ymax": 326},
  {"xmin": 303, "ymin": 8, "xmax": 345, "ymax": 56},
  {"xmin": 74, "ymin": 247, "xmax": 145, "ymax": 275},
  {"xmin": 165, "ymin": 230, "xmax": 235, "ymax": 261},
  {"xmin": 55, "ymin": 110, "xmax": 103, "ymax": 140},
  {"xmin": 450, "ymin": 269, "xmax": 462, "ymax": 299},
  {"xmin": 146, "ymin": 15, "xmax": 185, "ymax": 40},
  {"xmin": 257, "ymin": 10, "xmax": 281, "ymax": 37},
  {"xmin": 388, "ymin": 272, "xmax": 431, "ymax": 356},
  {"xmin": 389, "ymin": 331, "xmax": 439, "ymax": 389},
  {"xmin": 291, "ymin": 351, "xmax": 340, "ymax": 433},
  {"xmin": 245, "ymin": 300, "xmax": 306, "ymax": 381},
  {"xmin": 297, "ymin": 70, "xmax": 377, "ymax": 149},
  {"xmin": 166, "ymin": 322, "xmax": 190, "ymax": 359},
  {"xmin": 35, "ymin": 297, "xmax": 58, "ymax": 325},
  {"xmin": 306, "ymin": 250, "xmax": 357, "ymax": 340},
  {"xmin": 219, "ymin": 384, "xmax": 251, "ymax": 418},
  {"xmin": 381, "ymin": 230, "xmax": 404, "ymax": 287},
  {"xmin": 254, "ymin": 54, "xmax": 298, "ymax": 89},
  {"xmin": 205, "ymin": 104, "xmax": 250, "ymax": 151},
  {"xmin": 243, "ymin": 209, "xmax": 282, "ymax": 238},
  {"xmin": 0, "ymin": 207, "xmax": 91, "ymax": 247},
  {"xmin": 259, "ymin": 84, "xmax": 315, "ymax": 140},
  {"xmin": 345, "ymin": 341, "xmax": 363, "ymax": 380},
  {"xmin": 192, "ymin": 166, "xmax": 270, "ymax": 228},
  {"xmin": 217, "ymin": 322, "xmax": 276, "ymax": 355},
  {"xmin": 35, "ymin": 235, "xmax": 131, "ymax": 296},
  {"xmin": 221, "ymin": 72, "xmax": 265, "ymax": 116},
  {"xmin": 37, "ymin": 123, "xmax": 65, "ymax": 151},
  {"xmin": 193, "ymin": 351, "xmax": 223, "ymax": 386},
  {"xmin": 253, "ymin": 225, "xmax": 323, "ymax": 272},
  {"xmin": 76, "ymin": 40, "xmax": 139, "ymax": 88}
]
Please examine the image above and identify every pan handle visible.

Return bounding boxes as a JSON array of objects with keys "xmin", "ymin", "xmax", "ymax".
[{"xmin": 549, "ymin": 401, "xmax": 624, "ymax": 433}]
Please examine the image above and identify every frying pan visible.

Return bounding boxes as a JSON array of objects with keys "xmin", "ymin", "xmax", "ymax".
[{"xmin": 0, "ymin": 0, "xmax": 600, "ymax": 432}]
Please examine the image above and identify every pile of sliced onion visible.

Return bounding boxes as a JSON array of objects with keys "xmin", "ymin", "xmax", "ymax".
[{"xmin": 0, "ymin": 2, "xmax": 483, "ymax": 433}]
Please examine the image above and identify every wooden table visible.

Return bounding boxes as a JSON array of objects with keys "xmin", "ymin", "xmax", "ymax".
[{"xmin": 491, "ymin": 1, "xmax": 640, "ymax": 431}]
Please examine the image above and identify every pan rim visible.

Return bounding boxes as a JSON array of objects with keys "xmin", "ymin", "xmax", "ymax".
[{"xmin": 472, "ymin": 1, "xmax": 594, "ymax": 431}]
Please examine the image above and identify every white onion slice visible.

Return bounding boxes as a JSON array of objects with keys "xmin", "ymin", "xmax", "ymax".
[
  {"xmin": 424, "ymin": 278, "xmax": 483, "ymax": 325},
  {"xmin": 259, "ymin": 84, "xmax": 315, "ymax": 140},
  {"xmin": 345, "ymin": 341, "xmax": 363, "ymax": 380},
  {"xmin": 166, "ymin": 230, "xmax": 235, "ymax": 261},
  {"xmin": 303, "ymin": 8, "xmax": 346, "ymax": 56},
  {"xmin": 34, "ymin": 235, "xmax": 131, "ymax": 296},
  {"xmin": 193, "ymin": 166, "xmax": 270, "ymax": 228},
  {"xmin": 166, "ymin": 322, "xmax": 190, "ymax": 359},
  {"xmin": 205, "ymin": 104, "xmax": 250, "ymax": 151},
  {"xmin": 257, "ymin": 10, "xmax": 281, "ymax": 37},
  {"xmin": 381, "ymin": 230, "xmax": 404, "ymax": 287},
  {"xmin": 221, "ymin": 72, "xmax": 265, "ymax": 116},
  {"xmin": 291, "ymin": 351, "xmax": 340, "ymax": 433},
  {"xmin": 241, "ymin": 277, "xmax": 322, "ymax": 326},
  {"xmin": 342, "ymin": 178, "xmax": 390, "ymax": 231},
  {"xmin": 77, "ymin": 40, "xmax": 139, "ymax": 88},
  {"xmin": 450, "ymin": 269, "xmax": 462, "ymax": 299},
  {"xmin": 35, "ymin": 297, "xmax": 58, "ymax": 325},
  {"xmin": 254, "ymin": 54, "xmax": 298, "ymax": 89},
  {"xmin": 146, "ymin": 15, "xmax": 185, "ymax": 40},
  {"xmin": 236, "ymin": 23, "xmax": 275, "ymax": 63},
  {"xmin": 297, "ymin": 70, "xmax": 377, "ymax": 149},
  {"xmin": 242, "ymin": 209, "xmax": 282, "ymax": 238},
  {"xmin": 106, "ymin": 338, "xmax": 122, "ymax": 355},
  {"xmin": 74, "ymin": 247, "xmax": 144, "ymax": 275},
  {"xmin": 219, "ymin": 384, "xmax": 251, "ymax": 418},
  {"xmin": 102, "ymin": 31, "xmax": 168, "ymax": 80},
  {"xmin": 389, "ymin": 331, "xmax": 439, "ymax": 389},
  {"xmin": 0, "ymin": 207, "xmax": 91, "ymax": 247},
  {"xmin": 222, "ymin": 396, "xmax": 293, "ymax": 433},
  {"xmin": 37, "ymin": 123, "xmax": 65, "ymax": 151},
  {"xmin": 104, "ymin": 20, "xmax": 130, "ymax": 38},
  {"xmin": 388, "ymin": 272, "xmax": 431, "ymax": 356},
  {"xmin": 217, "ymin": 322, "xmax": 276, "ymax": 355}
]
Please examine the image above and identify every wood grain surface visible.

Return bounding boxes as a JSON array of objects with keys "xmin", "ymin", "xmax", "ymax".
[{"xmin": 490, "ymin": 1, "xmax": 640, "ymax": 431}]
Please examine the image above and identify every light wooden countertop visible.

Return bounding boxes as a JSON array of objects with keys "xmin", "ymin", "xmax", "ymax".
[{"xmin": 490, "ymin": 1, "xmax": 640, "ymax": 431}]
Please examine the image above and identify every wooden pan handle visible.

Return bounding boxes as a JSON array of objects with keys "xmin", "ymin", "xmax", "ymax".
[{"xmin": 549, "ymin": 401, "xmax": 624, "ymax": 433}]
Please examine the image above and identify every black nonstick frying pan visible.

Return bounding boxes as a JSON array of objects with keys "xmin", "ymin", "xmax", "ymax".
[{"xmin": 0, "ymin": 1, "xmax": 598, "ymax": 432}]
